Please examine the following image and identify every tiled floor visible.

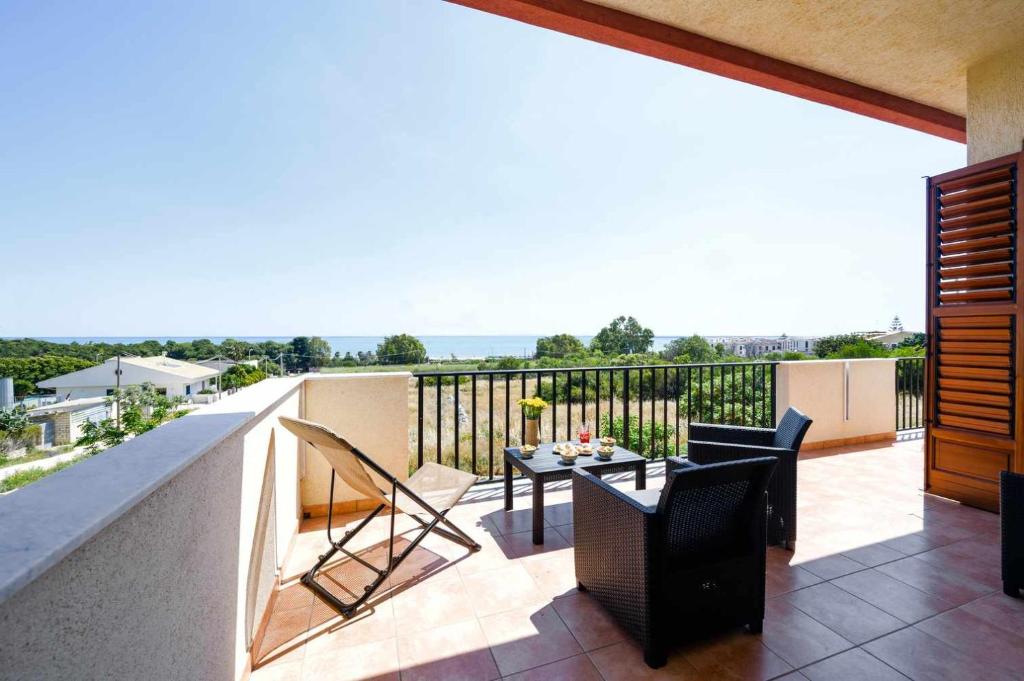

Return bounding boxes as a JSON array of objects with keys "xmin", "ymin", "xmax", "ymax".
[{"xmin": 250, "ymin": 436, "xmax": 1024, "ymax": 681}]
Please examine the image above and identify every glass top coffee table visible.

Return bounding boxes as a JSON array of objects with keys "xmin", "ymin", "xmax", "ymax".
[{"xmin": 503, "ymin": 444, "xmax": 647, "ymax": 544}]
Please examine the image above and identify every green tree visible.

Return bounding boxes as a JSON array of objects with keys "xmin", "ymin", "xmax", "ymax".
[
  {"xmin": 0, "ymin": 406, "xmax": 30, "ymax": 437},
  {"xmin": 590, "ymin": 316, "xmax": 654, "ymax": 355},
  {"xmin": 0, "ymin": 356, "xmax": 96, "ymax": 396},
  {"xmin": 661, "ymin": 335, "xmax": 717, "ymax": 363},
  {"xmin": 535, "ymin": 334, "xmax": 585, "ymax": 359},
  {"xmin": 814, "ymin": 334, "xmax": 867, "ymax": 358},
  {"xmin": 898, "ymin": 332, "xmax": 926, "ymax": 349},
  {"xmin": 377, "ymin": 334, "xmax": 427, "ymax": 365},
  {"xmin": 826, "ymin": 340, "xmax": 889, "ymax": 359}
]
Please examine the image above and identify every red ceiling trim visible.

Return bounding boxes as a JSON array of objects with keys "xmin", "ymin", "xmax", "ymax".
[{"xmin": 447, "ymin": 0, "xmax": 966, "ymax": 143}]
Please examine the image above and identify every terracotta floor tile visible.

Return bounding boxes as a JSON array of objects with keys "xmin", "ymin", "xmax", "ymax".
[
  {"xmin": 798, "ymin": 553, "xmax": 867, "ymax": 580},
  {"xmin": 959, "ymin": 592, "xmax": 1024, "ymax": 637},
  {"xmin": 864, "ymin": 627, "xmax": 1019, "ymax": 681},
  {"xmin": 462, "ymin": 564, "xmax": 547, "ymax": 618},
  {"xmin": 250, "ymin": 660, "xmax": 304, "ymax": 681},
  {"xmin": 783, "ymin": 582, "xmax": 906, "ymax": 645},
  {"xmin": 552, "ymin": 523, "xmax": 575, "ymax": 546},
  {"xmin": 396, "ymin": 619, "xmax": 499, "ymax": 681},
  {"xmin": 765, "ymin": 561, "xmax": 822, "ymax": 598},
  {"xmin": 274, "ymin": 582, "xmax": 316, "ymax": 612},
  {"xmin": 839, "ymin": 543, "xmax": 906, "ymax": 568},
  {"xmin": 587, "ymin": 639, "xmax": 703, "ymax": 680},
  {"xmin": 799, "ymin": 648, "xmax": 909, "ymax": 681},
  {"xmin": 478, "ymin": 603, "xmax": 582, "ymax": 676},
  {"xmin": 255, "ymin": 605, "xmax": 312, "ymax": 667},
  {"xmin": 542, "ymin": 501, "xmax": 574, "ymax": 527},
  {"xmin": 300, "ymin": 637, "xmax": 400, "ymax": 681},
  {"xmin": 914, "ymin": 606, "xmax": 1024, "ymax": 671},
  {"xmin": 876, "ymin": 556, "xmax": 994, "ymax": 606},
  {"xmin": 760, "ymin": 599, "xmax": 853, "ymax": 668},
  {"xmin": 774, "ymin": 674, "xmax": 810, "ymax": 681},
  {"xmin": 304, "ymin": 598, "xmax": 396, "ymax": 656},
  {"xmin": 481, "ymin": 508, "xmax": 550, "ymax": 536},
  {"xmin": 681, "ymin": 629, "xmax": 793, "ymax": 681},
  {"xmin": 519, "ymin": 549, "xmax": 578, "ymax": 600},
  {"xmin": 390, "ymin": 571, "xmax": 476, "ymax": 633},
  {"xmin": 499, "ymin": 653, "xmax": 603, "ymax": 681},
  {"xmin": 456, "ymin": 534, "xmax": 517, "ymax": 577},
  {"xmin": 832, "ymin": 568, "xmax": 955, "ymax": 623},
  {"xmin": 551, "ymin": 592, "xmax": 627, "ymax": 651},
  {"xmin": 499, "ymin": 528, "xmax": 571, "ymax": 559}
]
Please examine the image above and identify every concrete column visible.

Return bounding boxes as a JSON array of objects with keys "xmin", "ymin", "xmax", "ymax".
[
  {"xmin": 300, "ymin": 373, "xmax": 411, "ymax": 515},
  {"xmin": 967, "ymin": 42, "xmax": 1024, "ymax": 164},
  {"xmin": 776, "ymin": 359, "xmax": 896, "ymax": 449}
]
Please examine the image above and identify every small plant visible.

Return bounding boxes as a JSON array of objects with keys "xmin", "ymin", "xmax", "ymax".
[
  {"xmin": 198, "ymin": 388, "xmax": 215, "ymax": 395},
  {"xmin": 518, "ymin": 397, "xmax": 548, "ymax": 419}
]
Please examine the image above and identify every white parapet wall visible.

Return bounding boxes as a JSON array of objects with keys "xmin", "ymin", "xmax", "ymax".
[
  {"xmin": 301, "ymin": 372, "xmax": 411, "ymax": 516},
  {"xmin": 0, "ymin": 371, "xmax": 414, "ymax": 681},
  {"xmin": 775, "ymin": 358, "xmax": 897, "ymax": 449}
]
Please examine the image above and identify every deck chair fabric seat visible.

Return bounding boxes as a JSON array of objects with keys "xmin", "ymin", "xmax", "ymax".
[
  {"xmin": 278, "ymin": 416, "xmax": 481, "ymax": 617},
  {"xmin": 390, "ymin": 462, "xmax": 477, "ymax": 517}
]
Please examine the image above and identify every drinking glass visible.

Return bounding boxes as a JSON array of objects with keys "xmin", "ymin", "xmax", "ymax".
[{"xmin": 578, "ymin": 421, "xmax": 591, "ymax": 444}]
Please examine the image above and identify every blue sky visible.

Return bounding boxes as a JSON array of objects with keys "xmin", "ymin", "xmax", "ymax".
[{"xmin": 0, "ymin": 1, "xmax": 964, "ymax": 337}]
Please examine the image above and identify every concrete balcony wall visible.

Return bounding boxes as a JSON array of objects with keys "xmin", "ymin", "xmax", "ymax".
[
  {"xmin": 776, "ymin": 358, "xmax": 897, "ymax": 449},
  {"xmin": 0, "ymin": 377, "xmax": 305, "ymax": 681},
  {"xmin": 300, "ymin": 372, "xmax": 411, "ymax": 516}
]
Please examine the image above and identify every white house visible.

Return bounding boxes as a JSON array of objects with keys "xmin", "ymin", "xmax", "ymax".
[{"xmin": 37, "ymin": 356, "xmax": 219, "ymax": 402}]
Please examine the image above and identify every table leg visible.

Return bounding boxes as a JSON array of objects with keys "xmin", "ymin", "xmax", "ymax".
[
  {"xmin": 636, "ymin": 463, "xmax": 647, "ymax": 490},
  {"xmin": 532, "ymin": 478, "xmax": 545, "ymax": 545},
  {"xmin": 504, "ymin": 463, "xmax": 513, "ymax": 511}
]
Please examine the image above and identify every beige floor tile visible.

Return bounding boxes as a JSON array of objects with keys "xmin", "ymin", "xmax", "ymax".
[
  {"xmin": 478, "ymin": 603, "xmax": 582, "ymax": 676},
  {"xmin": 396, "ymin": 619, "xmax": 500, "ymax": 681}
]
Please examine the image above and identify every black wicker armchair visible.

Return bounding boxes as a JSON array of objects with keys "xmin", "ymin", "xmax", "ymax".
[
  {"xmin": 1002, "ymin": 470, "xmax": 1024, "ymax": 597},
  {"xmin": 572, "ymin": 456, "xmax": 777, "ymax": 668},
  {"xmin": 687, "ymin": 407, "xmax": 812, "ymax": 549}
]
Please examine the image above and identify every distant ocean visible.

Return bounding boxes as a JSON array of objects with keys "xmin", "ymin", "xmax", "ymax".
[{"xmin": 25, "ymin": 336, "xmax": 682, "ymax": 360}]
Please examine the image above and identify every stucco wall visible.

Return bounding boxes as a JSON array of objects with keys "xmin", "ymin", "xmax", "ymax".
[
  {"xmin": 0, "ymin": 379, "xmax": 303, "ymax": 681},
  {"xmin": 967, "ymin": 42, "xmax": 1024, "ymax": 164},
  {"xmin": 776, "ymin": 359, "xmax": 896, "ymax": 447},
  {"xmin": 300, "ymin": 373, "xmax": 411, "ymax": 513}
]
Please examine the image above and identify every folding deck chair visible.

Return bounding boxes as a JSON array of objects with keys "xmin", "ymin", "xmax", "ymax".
[{"xmin": 279, "ymin": 416, "xmax": 481, "ymax": 616}]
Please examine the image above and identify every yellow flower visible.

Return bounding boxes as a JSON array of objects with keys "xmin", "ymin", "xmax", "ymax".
[{"xmin": 518, "ymin": 397, "xmax": 548, "ymax": 418}]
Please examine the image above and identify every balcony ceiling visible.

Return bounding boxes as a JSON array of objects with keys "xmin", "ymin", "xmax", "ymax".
[
  {"xmin": 450, "ymin": 0, "xmax": 1024, "ymax": 141},
  {"xmin": 589, "ymin": 0, "xmax": 1023, "ymax": 117}
]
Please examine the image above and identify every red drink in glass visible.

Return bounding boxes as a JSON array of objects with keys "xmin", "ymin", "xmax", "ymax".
[{"xmin": 578, "ymin": 422, "xmax": 591, "ymax": 443}]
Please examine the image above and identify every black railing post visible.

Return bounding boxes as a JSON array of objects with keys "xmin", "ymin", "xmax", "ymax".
[
  {"xmin": 770, "ymin": 363, "xmax": 777, "ymax": 426},
  {"xmin": 417, "ymin": 376, "xmax": 424, "ymax": 469},
  {"xmin": 623, "ymin": 369, "xmax": 631, "ymax": 450}
]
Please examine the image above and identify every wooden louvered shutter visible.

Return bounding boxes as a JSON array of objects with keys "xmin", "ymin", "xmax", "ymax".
[{"xmin": 926, "ymin": 151, "xmax": 1022, "ymax": 511}]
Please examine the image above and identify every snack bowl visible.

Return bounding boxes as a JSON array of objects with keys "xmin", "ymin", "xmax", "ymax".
[
  {"xmin": 595, "ymin": 446, "xmax": 616, "ymax": 461},
  {"xmin": 559, "ymin": 449, "xmax": 579, "ymax": 465},
  {"xmin": 577, "ymin": 443, "xmax": 594, "ymax": 456},
  {"xmin": 519, "ymin": 444, "xmax": 537, "ymax": 459},
  {"xmin": 600, "ymin": 436, "xmax": 616, "ymax": 447}
]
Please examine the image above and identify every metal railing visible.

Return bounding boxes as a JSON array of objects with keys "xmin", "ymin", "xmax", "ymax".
[
  {"xmin": 413, "ymin": 362, "xmax": 777, "ymax": 480},
  {"xmin": 895, "ymin": 357, "xmax": 925, "ymax": 431}
]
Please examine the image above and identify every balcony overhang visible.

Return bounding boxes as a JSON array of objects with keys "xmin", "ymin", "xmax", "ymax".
[{"xmin": 443, "ymin": 0, "xmax": 1009, "ymax": 143}]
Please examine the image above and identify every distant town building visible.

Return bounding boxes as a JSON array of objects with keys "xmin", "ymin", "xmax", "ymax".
[
  {"xmin": 704, "ymin": 336, "xmax": 819, "ymax": 358},
  {"xmin": 37, "ymin": 356, "xmax": 219, "ymax": 402}
]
